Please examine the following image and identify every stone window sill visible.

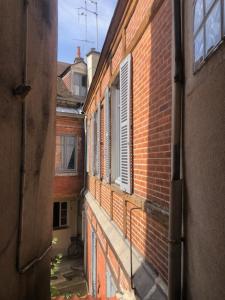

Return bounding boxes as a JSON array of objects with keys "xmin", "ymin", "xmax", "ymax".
[
  {"xmin": 55, "ymin": 172, "xmax": 78, "ymax": 177},
  {"xmin": 53, "ymin": 226, "xmax": 69, "ymax": 231}
]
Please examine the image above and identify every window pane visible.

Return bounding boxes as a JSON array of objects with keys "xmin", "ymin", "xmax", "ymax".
[
  {"xmin": 55, "ymin": 136, "xmax": 63, "ymax": 171},
  {"xmin": 53, "ymin": 202, "xmax": 60, "ymax": 228},
  {"xmin": 73, "ymin": 73, "xmax": 81, "ymax": 85},
  {"xmin": 61, "ymin": 202, "xmax": 67, "ymax": 210},
  {"xmin": 65, "ymin": 136, "xmax": 75, "ymax": 170},
  {"xmin": 73, "ymin": 74, "xmax": 80, "ymax": 96},
  {"xmin": 206, "ymin": 1, "xmax": 221, "ymax": 55},
  {"xmin": 194, "ymin": 0, "xmax": 204, "ymax": 33},
  {"xmin": 60, "ymin": 202, "xmax": 68, "ymax": 226},
  {"xmin": 82, "ymin": 75, "xmax": 87, "ymax": 87},
  {"xmin": 194, "ymin": 28, "xmax": 204, "ymax": 63},
  {"xmin": 205, "ymin": 0, "xmax": 215, "ymax": 12}
]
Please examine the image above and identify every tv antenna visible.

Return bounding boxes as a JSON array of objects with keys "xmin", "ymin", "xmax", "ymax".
[{"xmin": 76, "ymin": 0, "xmax": 99, "ymax": 51}]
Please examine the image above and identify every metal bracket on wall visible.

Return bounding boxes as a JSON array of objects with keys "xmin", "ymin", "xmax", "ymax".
[{"xmin": 18, "ymin": 244, "xmax": 52, "ymax": 274}]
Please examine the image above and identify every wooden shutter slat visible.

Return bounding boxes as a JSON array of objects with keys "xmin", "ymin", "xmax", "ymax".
[
  {"xmin": 91, "ymin": 114, "xmax": 95, "ymax": 176},
  {"xmin": 96, "ymin": 103, "xmax": 101, "ymax": 178},
  {"xmin": 104, "ymin": 87, "xmax": 111, "ymax": 183},
  {"xmin": 120, "ymin": 54, "xmax": 132, "ymax": 193}
]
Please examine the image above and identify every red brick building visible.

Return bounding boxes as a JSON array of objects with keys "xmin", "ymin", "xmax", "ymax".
[
  {"xmin": 52, "ymin": 50, "xmax": 86, "ymax": 256},
  {"xmin": 83, "ymin": 0, "xmax": 171, "ymax": 298}
]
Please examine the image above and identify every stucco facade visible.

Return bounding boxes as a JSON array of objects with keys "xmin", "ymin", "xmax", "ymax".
[
  {"xmin": 183, "ymin": 1, "xmax": 225, "ymax": 299},
  {"xmin": 0, "ymin": 1, "xmax": 57, "ymax": 300}
]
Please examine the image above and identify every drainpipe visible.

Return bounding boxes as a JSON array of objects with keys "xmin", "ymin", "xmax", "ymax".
[
  {"xmin": 129, "ymin": 206, "xmax": 142, "ymax": 291},
  {"xmin": 80, "ymin": 115, "xmax": 87, "ymax": 197},
  {"xmin": 168, "ymin": 0, "xmax": 184, "ymax": 299}
]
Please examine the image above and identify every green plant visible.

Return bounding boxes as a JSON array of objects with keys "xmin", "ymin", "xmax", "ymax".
[{"xmin": 50, "ymin": 238, "xmax": 62, "ymax": 297}]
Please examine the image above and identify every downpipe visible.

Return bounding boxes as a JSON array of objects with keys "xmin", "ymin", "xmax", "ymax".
[{"xmin": 168, "ymin": 0, "xmax": 184, "ymax": 299}]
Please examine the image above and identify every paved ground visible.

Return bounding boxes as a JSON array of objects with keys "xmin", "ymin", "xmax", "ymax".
[{"xmin": 51, "ymin": 256, "xmax": 88, "ymax": 298}]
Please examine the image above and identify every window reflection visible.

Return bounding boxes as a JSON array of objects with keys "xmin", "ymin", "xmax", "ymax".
[
  {"xmin": 56, "ymin": 135, "xmax": 77, "ymax": 172},
  {"xmin": 195, "ymin": 28, "xmax": 204, "ymax": 63},
  {"xmin": 206, "ymin": 1, "xmax": 221, "ymax": 54},
  {"xmin": 193, "ymin": 0, "xmax": 223, "ymax": 69},
  {"xmin": 194, "ymin": 0, "xmax": 204, "ymax": 33},
  {"xmin": 205, "ymin": 0, "xmax": 215, "ymax": 12}
]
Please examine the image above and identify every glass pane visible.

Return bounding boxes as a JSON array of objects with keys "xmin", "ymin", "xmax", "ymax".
[
  {"xmin": 53, "ymin": 202, "xmax": 60, "ymax": 228},
  {"xmin": 73, "ymin": 73, "xmax": 82, "ymax": 96},
  {"xmin": 81, "ymin": 75, "xmax": 87, "ymax": 87},
  {"xmin": 73, "ymin": 73, "xmax": 81, "ymax": 85},
  {"xmin": 206, "ymin": 1, "xmax": 221, "ymax": 55},
  {"xmin": 65, "ymin": 136, "xmax": 75, "ymax": 170},
  {"xmin": 61, "ymin": 202, "xmax": 67, "ymax": 210},
  {"xmin": 60, "ymin": 202, "xmax": 67, "ymax": 226},
  {"xmin": 205, "ymin": 0, "xmax": 215, "ymax": 12},
  {"xmin": 194, "ymin": 0, "xmax": 204, "ymax": 33},
  {"xmin": 55, "ymin": 136, "xmax": 63, "ymax": 171},
  {"xmin": 194, "ymin": 28, "xmax": 204, "ymax": 63}
]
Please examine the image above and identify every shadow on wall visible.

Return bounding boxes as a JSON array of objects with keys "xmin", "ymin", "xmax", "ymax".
[{"xmin": 127, "ymin": 0, "xmax": 172, "ymax": 298}]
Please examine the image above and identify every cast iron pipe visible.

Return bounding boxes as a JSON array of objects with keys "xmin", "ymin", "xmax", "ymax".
[
  {"xmin": 168, "ymin": 0, "xmax": 184, "ymax": 299},
  {"xmin": 129, "ymin": 206, "xmax": 142, "ymax": 291}
]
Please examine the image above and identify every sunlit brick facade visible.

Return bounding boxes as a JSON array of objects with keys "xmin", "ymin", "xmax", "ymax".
[{"xmin": 83, "ymin": 0, "xmax": 172, "ymax": 299}]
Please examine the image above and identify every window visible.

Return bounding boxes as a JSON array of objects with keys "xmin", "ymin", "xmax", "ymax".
[
  {"xmin": 91, "ymin": 112, "xmax": 97, "ymax": 176},
  {"xmin": 194, "ymin": 0, "xmax": 223, "ymax": 69},
  {"xmin": 73, "ymin": 73, "xmax": 87, "ymax": 97},
  {"xmin": 104, "ymin": 54, "xmax": 132, "ymax": 194},
  {"xmin": 106, "ymin": 265, "xmax": 117, "ymax": 298},
  {"xmin": 53, "ymin": 202, "xmax": 68, "ymax": 229},
  {"xmin": 56, "ymin": 135, "xmax": 77, "ymax": 173},
  {"xmin": 111, "ymin": 77, "xmax": 121, "ymax": 184}
]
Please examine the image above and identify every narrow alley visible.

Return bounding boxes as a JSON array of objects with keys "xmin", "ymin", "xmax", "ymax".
[{"xmin": 0, "ymin": 1, "xmax": 225, "ymax": 300}]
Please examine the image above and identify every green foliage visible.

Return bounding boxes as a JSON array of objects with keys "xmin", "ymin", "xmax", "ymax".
[{"xmin": 50, "ymin": 238, "xmax": 62, "ymax": 297}]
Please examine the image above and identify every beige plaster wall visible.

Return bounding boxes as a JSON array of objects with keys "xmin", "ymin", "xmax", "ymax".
[
  {"xmin": 0, "ymin": 1, "xmax": 57, "ymax": 300},
  {"xmin": 183, "ymin": 1, "xmax": 225, "ymax": 299}
]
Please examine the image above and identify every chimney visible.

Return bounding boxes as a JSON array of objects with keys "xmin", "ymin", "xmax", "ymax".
[
  {"xmin": 77, "ymin": 46, "xmax": 81, "ymax": 58},
  {"xmin": 86, "ymin": 48, "xmax": 100, "ymax": 89},
  {"xmin": 74, "ymin": 46, "xmax": 83, "ymax": 63}
]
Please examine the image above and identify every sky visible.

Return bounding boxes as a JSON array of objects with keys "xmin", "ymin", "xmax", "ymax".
[{"xmin": 58, "ymin": 0, "xmax": 117, "ymax": 63}]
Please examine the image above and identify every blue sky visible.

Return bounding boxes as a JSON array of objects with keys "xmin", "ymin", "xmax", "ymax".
[{"xmin": 58, "ymin": 0, "xmax": 117, "ymax": 63}]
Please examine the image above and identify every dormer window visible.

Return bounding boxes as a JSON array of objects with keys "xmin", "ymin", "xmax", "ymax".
[
  {"xmin": 73, "ymin": 73, "xmax": 87, "ymax": 97},
  {"xmin": 194, "ymin": 0, "xmax": 223, "ymax": 70}
]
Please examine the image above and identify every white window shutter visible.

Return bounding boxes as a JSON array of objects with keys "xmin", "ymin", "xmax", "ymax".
[
  {"xmin": 104, "ymin": 87, "xmax": 111, "ymax": 183},
  {"xmin": 91, "ymin": 114, "xmax": 95, "ymax": 176},
  {"xmin": 86, "ymin": 118, "xmax": 89, "ymax": 173},
  {"xmin": 120, "ymin": 54, "xmax": 132, "ymax": 194},
  {"xmin": 96, "ymin": 103, "xmax": 101, "ymax": 178}
]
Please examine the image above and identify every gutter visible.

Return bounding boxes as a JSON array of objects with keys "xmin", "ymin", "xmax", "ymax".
[
  {"xmin": 80, "ymin": 116, "xmax": 87, "ymax": 197},
  {"xmin": 129, "ymin": 206, "xmax": 142, "ymax": 292},
  {"xmin": 168, "ymin": 0, "xmax": 184, "ymax": 299}
]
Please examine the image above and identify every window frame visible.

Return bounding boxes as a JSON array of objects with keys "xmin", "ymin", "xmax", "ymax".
[
  {"xmin": 193, "ymin": 0, "xmax": 224, "ymax": 72},
  {"xmin": 72, "ymin": 72, "xmax": 87, "ymax": 97},
  {"xmin": 53, "ymin": 201, "xmax": 69, "ymax": 230},
  {"xmin": 111, "ymin": 78, "xmax": 121, "ymax": 186},
  {"xmin": 55, "ymin": 134, "xmax": 78, "ymax": 174}
]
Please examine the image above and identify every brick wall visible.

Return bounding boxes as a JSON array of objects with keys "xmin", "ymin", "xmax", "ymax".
[
  {"xmin": 86, "ymin": 207, "xmax": 130, "ymax": 297},
  {"xmin": 85, "ymin": 0, "xmax": 172, "ymax": 295},
  {"xmin": 53, "ymin": 115, "xmax": 84, "ymax": 198}
]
